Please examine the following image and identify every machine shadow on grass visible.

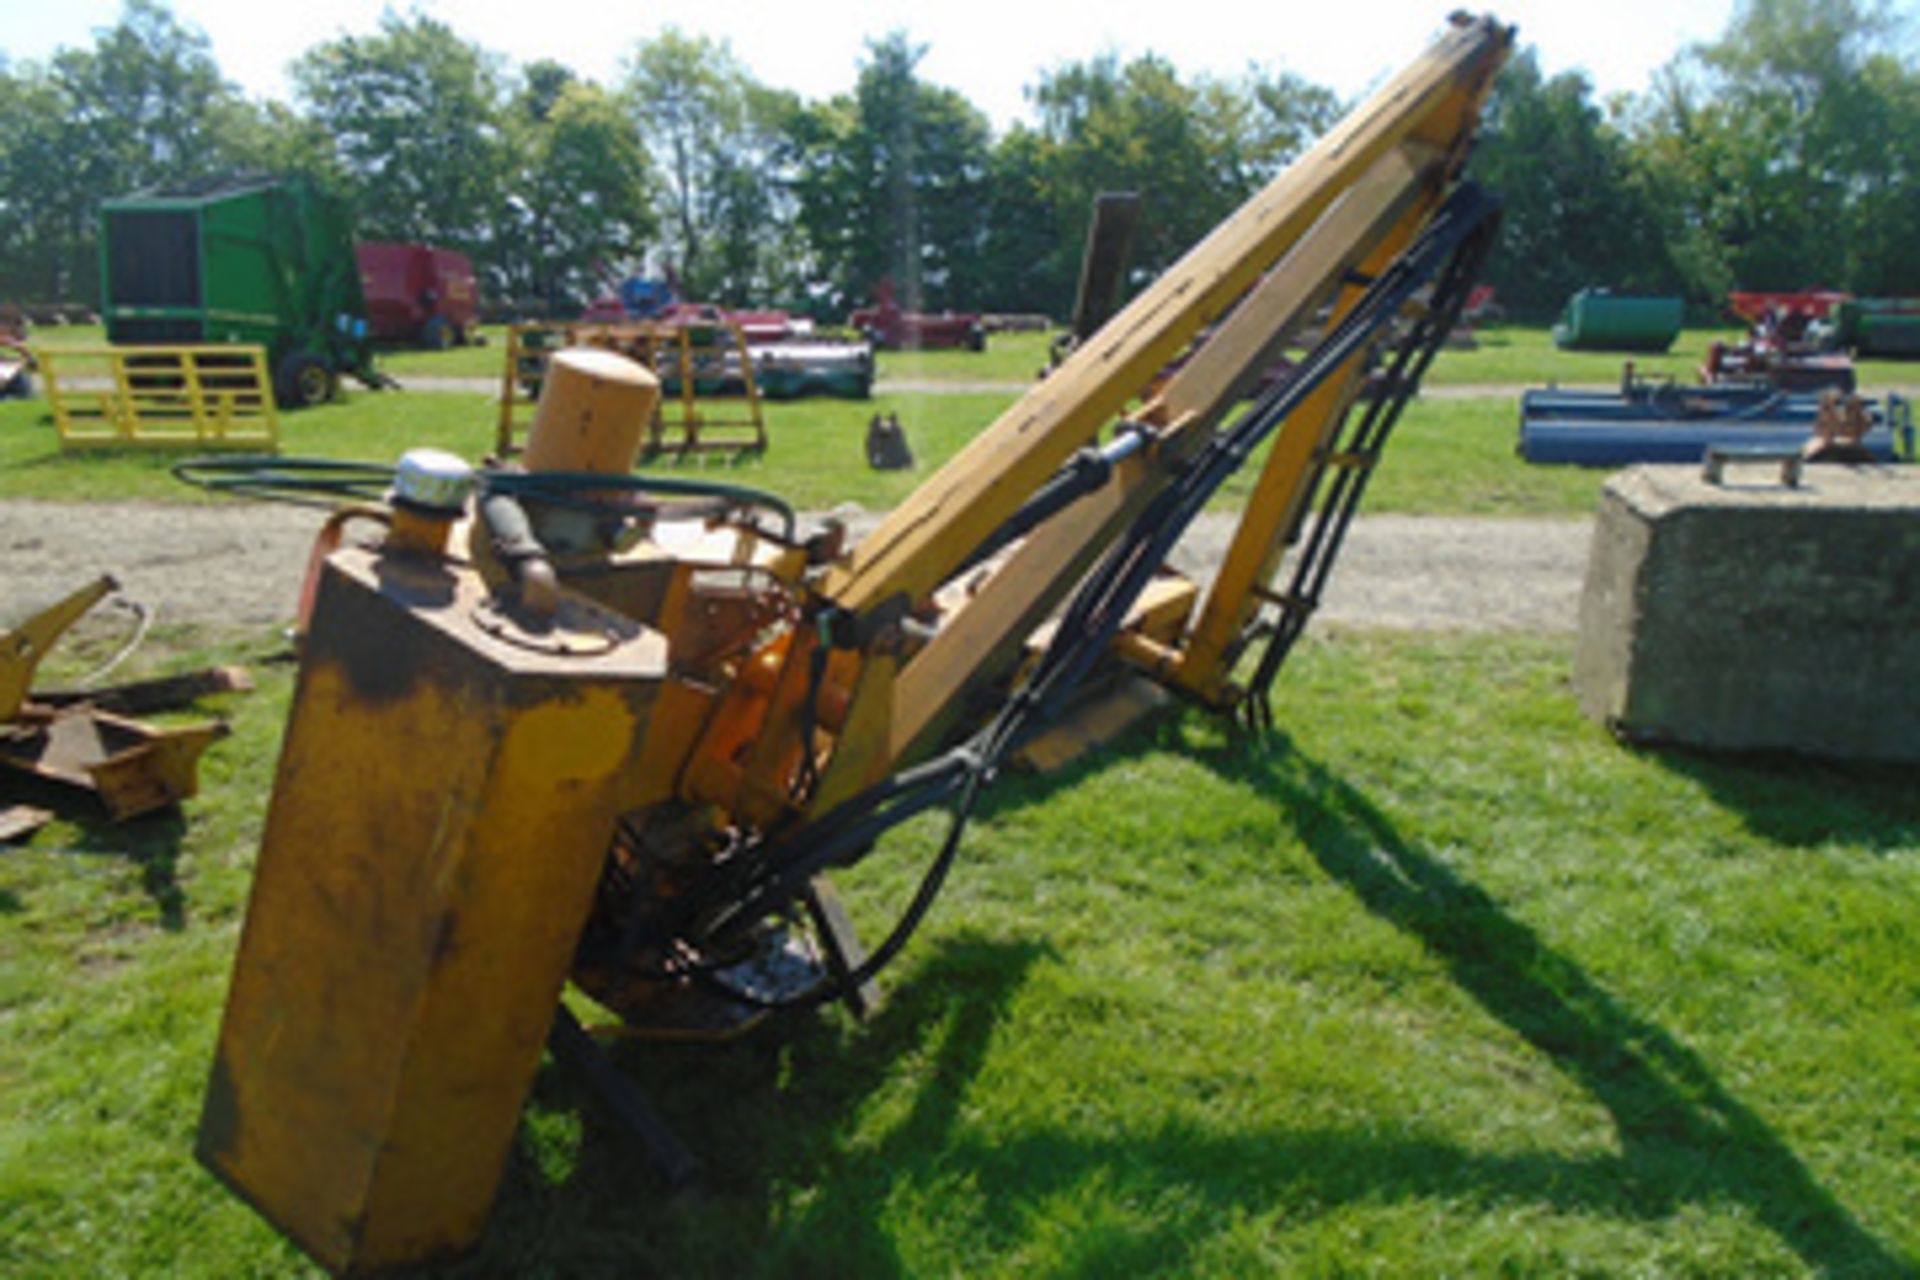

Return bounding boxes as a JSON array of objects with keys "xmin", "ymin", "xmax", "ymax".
[
  {"xmin": 3, "ymin": 771, "xmax": 188, "ymax": 929},
  {"xmin": 419, "ymin": 934, "xmax": 1056, "ymax": 1278},
  {"xmin": 1187, "ymin": 725, "xmax": 1913, "ymax": 1278},
  {"xmin": 392, "ymin": 717, "xmax": 1912, "ymax": 1278},
  {"xmin": 1642, "ymin": 742, "xmax": 1920, "ymax": 852}
]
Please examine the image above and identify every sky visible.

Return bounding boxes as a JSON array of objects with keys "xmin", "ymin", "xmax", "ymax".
[{"xmin": 7, "ymin": 1, "xmax": 1740, "ymax": 130}]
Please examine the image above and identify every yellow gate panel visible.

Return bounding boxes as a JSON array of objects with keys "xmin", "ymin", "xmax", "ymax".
[{"xmin": 40, "ymin": 345, "xmax": 279, "ymax": 449}]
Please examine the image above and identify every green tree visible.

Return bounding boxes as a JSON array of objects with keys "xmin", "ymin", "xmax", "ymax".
[
  {"xmin": 784, "ymin": 33, "xmax": 992, "ymax": 313},
  {"xmin": 1029, "ymin": 54, "xmax": 1327, "ymax": 300},
  {"xmin": 58, "ymin": 0, "xmax": 235, "ymax": 187},
  {"xmin": 292, "ymin": 13, "xmax": 506, "ymax": 251},
  {"xmin": 623, "ymin": 30, "xmax": 799, "ymax": 301},
  {"xmin": 1243, "ymin": 69, "xmax": 1344, "ymax": 175},
  {"xmin": 0, "ymin": 0, "xmax": 264, "ymax": 301},
  {"xmin": 1632, "ymin": 0, "xmax": 1920, "ymax": 295},
  {"xmin": 1841, "ymin": 52, "xmax": 1920, "ymax": 291},
  {"xmin": 975, "ymin": 126, "xmax": 1070, "ymax": 315},
  {"xmin": 1470, "ymin": 49, "xmax": 1674, "ymax": 314},
  {"xmin": 496, "ymin": 64, "xmax": 655, "ymax": 309},
  {"xmin": 0, "ymin": 64, "xmax": 87, "ymax": 299}
]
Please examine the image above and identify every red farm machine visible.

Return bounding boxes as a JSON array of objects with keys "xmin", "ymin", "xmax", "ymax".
[
  {"xmin": 355, "ymin": 242, "xmax": 482, "ymax": 349},
  {"xmin": 850, "ymin": 279, "xmax": 986, "ymax": 351}
]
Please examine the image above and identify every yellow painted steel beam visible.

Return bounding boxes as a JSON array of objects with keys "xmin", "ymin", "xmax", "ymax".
[
  {"xmin": 840, "ymin": 143, "xmax": 1440, "ymax": 793},
  {"xmin": 1170, "ymin": 206, "xmax": 1443, "ymax": 705},
  {"xmin": 821, "ymin": 14, "xmax": 1511, "ymax": 618}
]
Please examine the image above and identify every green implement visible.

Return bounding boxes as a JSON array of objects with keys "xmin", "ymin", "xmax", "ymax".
[{"xmin": 100, "ymin": 174, "xmax": 381, "ymax": 407}]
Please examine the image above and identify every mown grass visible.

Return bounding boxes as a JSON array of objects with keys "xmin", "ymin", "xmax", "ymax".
[
  {"xmin": 25, "ymin": 318, "xmax": 1920, "ymax": 391},
  {"xmin": 1436, "ymin": 323, "xmax": 1920, "ymax": 391},
  {"xmin": 1427, "ymin": 324, "xmax": 1739, "ymax": 386},
  {"xmin": 21, "ymin": 324, "xmax": 1045, "ymax": 384},
  {"xmin": 875, "ymin": 329, "xmax": 1054, "ymax": 384},
  {"xmin": 0, "ymin": 389, "xmax": 1608, "ymax": 518},
  {"xmin": 1, "ymin": 628, "xmax": 1913, "ymax": 1277}
]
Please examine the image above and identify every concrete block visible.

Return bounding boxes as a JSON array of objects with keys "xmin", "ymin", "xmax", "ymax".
[{"xmin": 1573, "ymin": 463, "xmax": 1920, "ymax": 760}]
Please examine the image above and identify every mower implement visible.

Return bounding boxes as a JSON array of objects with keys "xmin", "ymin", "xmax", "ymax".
[
  {"xmin": 100, "ymin": 174, "xmax": 379, "ymax": 408},
  {"xmin": 198, "ymin": 15, "xmax": 1513, "ymax": 1274}
]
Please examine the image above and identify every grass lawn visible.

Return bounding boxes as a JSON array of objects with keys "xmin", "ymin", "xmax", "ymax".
[
  {"xmin": 26, "ymin": 321, "xmax": 1920, "ymax": 399},
  {"xmin": 0, "ymin": 387, "xmax": 1607, "ymax": 518},
  {"xmin": 1430, "ymin": 324, "xmax": 1920, "ymax": 391},
  {"xmin": 1427, "ymin": 324, "xmax": 1741, "ymax": 386},
  {"xmin": 1, "ymin": 627, "xmax": 1914, "ymax": 1277},
  {"xmin": 5, "ymin": 313, "xmax": 1916, "ymax": 1276}
]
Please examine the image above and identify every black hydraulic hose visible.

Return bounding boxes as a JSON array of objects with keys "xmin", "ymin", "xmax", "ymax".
[
  {"xmin": 690, "ymin": 763, "xmax": 986, "ymax": 1013},
  {"xmin": 1242, "ymin": 195, "xmax": 1503, "ymax": 723},
  {"xmin": 171, "ymin": 455, "xmax": 397, "ymax": 508},
  {"xmin": 484, "ymin": 468, "xmax": 796, "ymax": 542},
  {"xmin": 172, "ymin": 453, "xmax": 798, "ymax": 542},
  {"xmin": 953, "ymin": 423, "xmax": 1156, "ymax": 577},
  {"xmin": 1018, "ymin": 184, "xmax": 1502, "ymax": 738},
  {"xmin": 679, "ymin": 748, "xmax": 980, "ymax": 944},
  {"xmin": 688, "ymin": 183, "xmax": 1504, "ymax": 1013}
]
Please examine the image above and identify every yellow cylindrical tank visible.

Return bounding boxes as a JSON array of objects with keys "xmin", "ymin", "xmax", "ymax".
[{"xmin": 523, "ymin": 347, "xmax": 660, "ymax": 475}]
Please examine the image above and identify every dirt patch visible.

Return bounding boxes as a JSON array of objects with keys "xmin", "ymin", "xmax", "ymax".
[
  {"xmin": 3, "ymin": 498, "xmax": 1591, "ymax": 637},
  {"xmin": 4, "ymin": 499, "xmax": 325, "ymax": 634}
]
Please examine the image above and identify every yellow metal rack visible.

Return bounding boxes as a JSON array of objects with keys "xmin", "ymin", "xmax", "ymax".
[
  {"xmin": 39, "ymin": 345, "xmax": 279, "ymax": 449},
  {"xmin": 496, "ymin": 320, "xmax": 767, "ymax": 460}
]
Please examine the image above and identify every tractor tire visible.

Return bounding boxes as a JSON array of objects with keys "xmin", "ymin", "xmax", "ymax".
[
  {"xmin": 275, "ymin": 353, "xmax": 336, "ymax": 409},
  {"xmin": 421, "ymin": 316, "xmax": 454, "ymax": 350}
]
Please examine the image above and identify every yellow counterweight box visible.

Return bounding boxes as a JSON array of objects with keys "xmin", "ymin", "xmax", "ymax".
[{"xmin": 198, "ymin": 542, "xmax": 693, "ymax": 1274}]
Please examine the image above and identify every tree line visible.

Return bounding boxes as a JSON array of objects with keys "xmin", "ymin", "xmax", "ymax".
[{"xmin": 2, "ymin": 0, "xmax": 1914, "ymax": 322}]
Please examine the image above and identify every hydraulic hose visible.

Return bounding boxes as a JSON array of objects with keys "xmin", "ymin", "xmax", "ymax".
[
  {"xmin": 172, "ymin": 454, "xmax": 797, "ymax": 542},
  {"xmin": 688, "ymin": 183, "xmax": 1505, "ymax": 1013}
]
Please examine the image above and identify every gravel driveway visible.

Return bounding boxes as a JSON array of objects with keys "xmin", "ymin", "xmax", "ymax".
[{"xmin": 2, "ymin": 497, "xmax": 1590, "ymax": 636}]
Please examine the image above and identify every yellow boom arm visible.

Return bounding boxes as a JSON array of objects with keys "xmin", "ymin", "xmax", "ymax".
[{"xmin": 200, "ymin": 16, "xmax": 1512, "ymax": 1276}]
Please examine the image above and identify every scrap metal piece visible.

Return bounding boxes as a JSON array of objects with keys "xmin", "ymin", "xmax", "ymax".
[
  {"xmin": 33, "ymin": 665, "xmax": 252, "ymax": 716},
  {"xmin": 0, "ymin": 706, "xmax": 228, "ymax": 821},
  {"xmin": 0, "ymin": 804, "xmax": 54, "ymax": 843},
  {"xmin": 3, "ymin": 574, "xmax": 232, "ymax": 820}
]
